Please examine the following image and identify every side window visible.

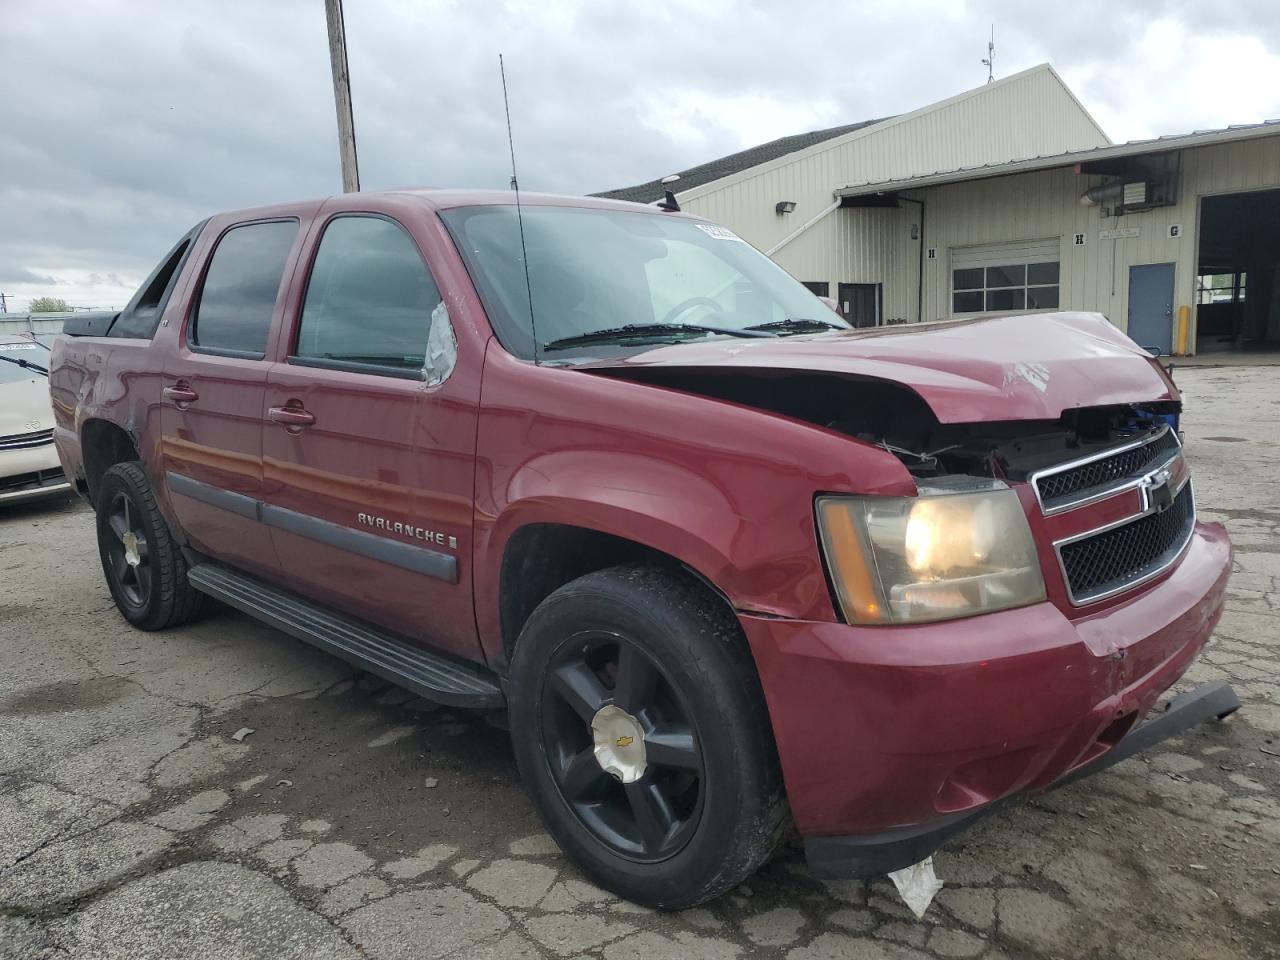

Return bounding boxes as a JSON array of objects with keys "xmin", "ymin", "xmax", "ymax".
[
  {"xmin": 110, "ymin": 228, "xmax": 198, "ymax": 339},
  {"xmin": 294, "ymin": 216, "xmax": 442, "ymax": 372},
  {"xmin": 192, "ymin": 220, "xmax": 298, "ymax": 355}
]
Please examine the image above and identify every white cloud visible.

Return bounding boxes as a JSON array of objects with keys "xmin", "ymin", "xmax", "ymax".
[
  {"xmin": 1, "ymin": 0, "xmax": 1276, "ymax": 311},
  {"xmin": 1061, "ymin": 18, "xmax": 1280, "ymax": 142}
]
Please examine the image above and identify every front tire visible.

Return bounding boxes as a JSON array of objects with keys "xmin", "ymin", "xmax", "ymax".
[
  {"xmin": 95, "ymin": 461, "xmax": 211, "ymax": 630},
  {"xmin": 508, "ymin": 565, "xmax": 787, "ymax": 909}
]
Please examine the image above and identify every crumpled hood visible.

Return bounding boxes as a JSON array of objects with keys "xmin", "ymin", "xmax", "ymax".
[
  {"xmin": 0, "ymin": 377, "xmax": 54, "ymax": 437},
  {"xmin": 581, "ymin": 311, "xmax": 1175, "ymax": 423}
]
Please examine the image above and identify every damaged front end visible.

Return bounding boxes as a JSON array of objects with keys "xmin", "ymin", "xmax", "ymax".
[
  {"xmin": 583, "ymin": 318, "xmax": 1237, "ymax": 897},
  {"xmin": 593, "ymin": 352, "xmax": 1213, "ymax": 630},
  {"xmin": 585, "ymin": 358, "xmax": 1181, "ymax": 483}
]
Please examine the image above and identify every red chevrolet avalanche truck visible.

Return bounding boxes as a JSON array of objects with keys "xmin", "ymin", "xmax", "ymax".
[{"xmin": 49, "ymin": 189, "xmax": 1237, "ymax": 908}]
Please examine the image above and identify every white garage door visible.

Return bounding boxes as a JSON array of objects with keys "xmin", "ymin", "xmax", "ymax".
[{"xmin": 951, "ymin": 239, "xmax": 1061, "ymax": 314}]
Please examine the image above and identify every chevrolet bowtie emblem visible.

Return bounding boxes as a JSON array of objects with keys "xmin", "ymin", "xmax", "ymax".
[{"xmin": 615, "ymin": 735, "xmax": 634, "ymax": 748}]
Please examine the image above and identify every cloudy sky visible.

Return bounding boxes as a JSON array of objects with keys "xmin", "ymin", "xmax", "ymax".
[{"xmin": 3, "ymin": 0, "xmax": 1279, "ymax": 312}]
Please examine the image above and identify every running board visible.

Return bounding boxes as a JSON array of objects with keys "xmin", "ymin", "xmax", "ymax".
[{"xmin": 187, "ymin": 563, "xmax": 505, "ymax": 709}]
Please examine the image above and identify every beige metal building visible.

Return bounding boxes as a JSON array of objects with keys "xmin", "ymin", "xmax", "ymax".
[{"xmin": 601, "ymin": 64, "xmax": 1280, "ymax": 354}]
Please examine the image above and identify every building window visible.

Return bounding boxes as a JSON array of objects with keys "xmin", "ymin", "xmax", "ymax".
[
  {"xmin": 950, "ymin": 239, "xmax": 1061, "ymax": 315},
  {"xmin": 952, "ymin": 260, "xmax": 1059, "ymax": 314},
  {"xmin": 801, "ymin": 281, "xmax": 830, "ymax": 297},
  {"xmin": 1196, "ymin": 271, "xmax": 1246, "ymax": 304}
]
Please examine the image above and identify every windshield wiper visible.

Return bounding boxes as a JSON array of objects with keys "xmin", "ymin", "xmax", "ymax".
[
  {"xmin": 0, "ymin": 353, "xmax": 48, "ymax": 377},
  {"xmin": 745, "ymin": 317, "xmax": 846, "ymax": 335},
  {"xmin": 542, "ymin": 323, "xmax": 775, "ymax": 352}
]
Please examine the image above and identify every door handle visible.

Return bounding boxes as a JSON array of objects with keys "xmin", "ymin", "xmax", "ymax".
[
  {"xmin": 268, "ymin": 404, "xmax": 316, "ymax": 428},
  {"xmin": 163, "ymin": 383, "xmax": 199, "ymax": 405}
]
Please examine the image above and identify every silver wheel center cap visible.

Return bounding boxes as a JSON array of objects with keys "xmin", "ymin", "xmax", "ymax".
[
  {"xmin": 122, "ymin": 531, "xmax": 141, "ymax": 567},
  {"xmin": 590, "ymin": 704, "xmax": 647, "ymax": 784}
]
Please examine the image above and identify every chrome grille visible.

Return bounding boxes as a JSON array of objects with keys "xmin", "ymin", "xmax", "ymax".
[
  {"xmin": 1034, "ymin": 428, "xmax": 1180, "ymax": 513},
  {"xmin": 1058, "ymin": 482, "xmax": 1196, "ymax": 604},
  {"xmin": 0, "ymin": 428, "xmax": 54, "ymax": 450}
]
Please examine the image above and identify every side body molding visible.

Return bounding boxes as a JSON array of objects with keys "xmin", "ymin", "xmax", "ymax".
[{"xmin": 166, "ymin": 472, "xmax": 458, "ymax": 583}]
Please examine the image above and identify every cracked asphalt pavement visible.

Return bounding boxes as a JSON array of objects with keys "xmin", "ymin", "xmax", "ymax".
[{"xmin": 2, "ymin": 364, "xmax": 1279, "ymax": 960}]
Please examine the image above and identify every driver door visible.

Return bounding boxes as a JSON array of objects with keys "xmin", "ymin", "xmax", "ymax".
[{"xmin": 259, "ymin": 210, "xmax": 481, "ymax": 660}]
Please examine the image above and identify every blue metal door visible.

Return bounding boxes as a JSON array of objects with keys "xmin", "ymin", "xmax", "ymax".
[{"xmin": 1127, "ymin": 262, "xmax": 1175, "ymax": 354}]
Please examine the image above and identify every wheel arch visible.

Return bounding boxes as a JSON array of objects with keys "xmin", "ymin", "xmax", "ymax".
[
  {"xmin": 81, "ymin": 419, "xmax": 141, "ymax": 503},
  {"xmin": 494, "ymin": 519, "xmax": 737, "ymax": 668}
]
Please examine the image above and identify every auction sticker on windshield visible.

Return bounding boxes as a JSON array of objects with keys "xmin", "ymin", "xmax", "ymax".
[
  {"xmin": 0, "ymin": 342, "xmax": 38, "ymax": 350},
  {"xmin": 695, "ymin": 224, "xmax": 745, "ymax": 242}
]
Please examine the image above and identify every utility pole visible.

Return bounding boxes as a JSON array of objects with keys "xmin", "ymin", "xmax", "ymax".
[
  {"xmin": 982, "ymin": 26, "xmax": 995, "ymax": 84},
  {"xmin": 324, "ymin": 0, "xmax": 361, "ymax": 192}
]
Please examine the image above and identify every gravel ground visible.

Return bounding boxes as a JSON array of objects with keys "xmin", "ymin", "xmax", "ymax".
[{"xmin": 1, "ymin": 364, "xmax": 1278, "ymax": 960}]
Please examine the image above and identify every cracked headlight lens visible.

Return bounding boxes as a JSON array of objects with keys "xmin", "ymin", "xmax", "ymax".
[{"xmin": 816, "ymin": 478, "xmax": 1046, "ymax": 624}]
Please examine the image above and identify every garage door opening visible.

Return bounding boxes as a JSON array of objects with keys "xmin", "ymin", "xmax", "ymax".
[{"xmin": 1196, "ymin": 188, "xmax": 1280, "ymax": 353}]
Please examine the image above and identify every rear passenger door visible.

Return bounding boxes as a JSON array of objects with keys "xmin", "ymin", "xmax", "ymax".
[
  {"xmin": 160, "ymin": 218, "xmax": 300, "ymax": 579},
  {"xmin": 259, "ymin": 212, "xmax": 481, "ymax": 660}
]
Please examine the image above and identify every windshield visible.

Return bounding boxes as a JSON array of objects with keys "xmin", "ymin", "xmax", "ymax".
[
  {"xmin": 0, "ymin": 340, "xmax": 48, "ymax": 383},
  {"xmin": 440, "ymin": 205, "xmax": 848, "ymax": 358}
]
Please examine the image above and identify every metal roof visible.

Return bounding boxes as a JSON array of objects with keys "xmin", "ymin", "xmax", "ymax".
[
  {"xmin": 835, "ymin": 119, "xmax": 1280, "ymax": 198},
  {"xmin": 595, "ymin": 118, "xmax": 889, "ymax": 204}
]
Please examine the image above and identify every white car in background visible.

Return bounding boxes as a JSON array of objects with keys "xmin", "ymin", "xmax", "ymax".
[{"xmin": 0, "ymin": 333, "xmax": 71, "ymax": 504}]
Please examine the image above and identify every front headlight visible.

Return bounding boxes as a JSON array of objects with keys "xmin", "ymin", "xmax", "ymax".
[{"xmin": 816, "ymin": 478, "xmax": 1046, "ymax": 625}]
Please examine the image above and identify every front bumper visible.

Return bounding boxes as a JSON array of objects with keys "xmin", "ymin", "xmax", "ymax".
[
  {"xmin": 739, "ymin": 520, "xmax": 1233, "ymax": 877},
  {"xmin": 803, "ymin": 680, "xmax": 1238, "ymax": 878},
  {"xmin": 0, "ymin": 442, "xmax": 70, "ymax": 504}
]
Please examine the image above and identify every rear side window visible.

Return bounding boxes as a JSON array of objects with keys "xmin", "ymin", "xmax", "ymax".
[
  {"xmin": 110, "ymin": 224, "xmax": 203, "ymax": 339},
  {"xmin": 192, "ymin": 220, "xmax": 297, "ymax": 356},
  {"xmin": 293, "ymin": 215, "xmax": 441, "ymax": 372}
]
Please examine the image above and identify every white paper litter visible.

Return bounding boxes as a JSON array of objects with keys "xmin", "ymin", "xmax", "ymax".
[
  {"xmin": 230, "ymin": 727, "xmax": 255, "ymax": 742},
  {"xmin": 888, "ymin": 855, "xmax": 945, "ymax": 920}
]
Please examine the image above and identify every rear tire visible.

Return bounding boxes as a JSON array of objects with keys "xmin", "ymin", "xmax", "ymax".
[
  {"xmin": 507, "ymin": 565, "xmax": 787, "ymax": 909},
  {"xmin": 95, "ymin": 461, "xmax": 212, "ymax": 630}
]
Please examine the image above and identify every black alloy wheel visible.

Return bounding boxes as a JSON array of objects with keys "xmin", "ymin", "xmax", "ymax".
[
  {"xmin": 541, "ymin": 632, "xmax": 704, "ymax": 862},
  {"xmin": 102, "ymin": 489, "xmax": 152, "ymax": 610},
  {"xmin": 508, "ymin": 565, "xmax": 788, "ymax": 909},
  {"xmin": 95, "ymin": 461, "xmax": 212, "ymax": 630}
]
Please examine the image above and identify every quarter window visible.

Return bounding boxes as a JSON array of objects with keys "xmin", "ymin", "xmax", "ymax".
[
  {"xmin": 294, "ymin": 216, "xmax": 441, "ymax": 372},
  {"xmin": 192, "ymin": 220, "xmax": 298, "ymax": 355},
  {"xmin": 111, "ymin": 227, "xmax": 199, "ymax": 339}
]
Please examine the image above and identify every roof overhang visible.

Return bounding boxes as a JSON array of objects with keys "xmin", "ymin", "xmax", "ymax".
[{"xmin": 834, "ymin": 119, "xmax": 1280, "ymax": 199}]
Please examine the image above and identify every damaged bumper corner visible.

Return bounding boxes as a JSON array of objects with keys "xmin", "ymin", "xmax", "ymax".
[{"xmin": 803, "ymin": 680, "xmax": 1241, "ymax": 880}]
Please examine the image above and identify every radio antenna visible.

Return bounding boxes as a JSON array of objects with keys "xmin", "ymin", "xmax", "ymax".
[{"xmin": 499, "ymin": 53, "xmax": 538, "ymax": 363}]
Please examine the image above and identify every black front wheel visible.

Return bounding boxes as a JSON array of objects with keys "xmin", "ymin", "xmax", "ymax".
[
  {"xmin": 541, "ymin": 630, "xmax": 705, "ymax": 863},
  {"xmin": 95, "ymin": 461, "xmax": 211, "ymax": 630},
  {"xmin": 508, "ymin": 566, "xmax": 787, "ymax": 909}
]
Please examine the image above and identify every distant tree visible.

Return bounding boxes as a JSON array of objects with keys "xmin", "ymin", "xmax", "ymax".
[{"xmin": 28, "ymin": 296, "xmax": 70, "ymax": 313}]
